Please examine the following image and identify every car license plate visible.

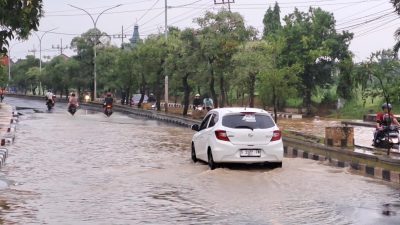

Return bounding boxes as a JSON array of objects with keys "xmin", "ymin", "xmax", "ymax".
[{"xmin": 240, "ymin": 149, "xmax": 261, "ymax": 157}]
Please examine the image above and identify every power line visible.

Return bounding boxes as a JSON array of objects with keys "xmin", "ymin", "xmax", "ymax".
[
  {"xmin": 356, "ymin": 17, "xmax": 399, "ymax": 38},
  {"xmin": 336, "ymin": 8, "xmax": 393, "ymax": 26},
  {"xmin": 337, "ymin": 11, "xmax": 395, "ymax": 30},
  {"xmin": 139, "ymin": 3, "xmax": 213, "ymax": 34},
  {"xmin": 45, "ymin": 0, "xmax": 153, "ymax": 14},
  {"xmin": 137, "ymin": 0, "xmax": 161, "ymax": 23}
]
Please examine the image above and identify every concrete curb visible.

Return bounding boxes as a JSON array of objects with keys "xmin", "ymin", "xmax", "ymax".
[
  {"xmin": 284, "ymin": 145, "xmax": 400, "ymax": 184},
  {"xmin": 0, "ymin": 104, "xmax": 18, "ymax": 169}
]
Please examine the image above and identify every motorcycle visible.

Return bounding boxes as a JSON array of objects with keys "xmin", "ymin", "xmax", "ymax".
[
  {"xmin": 373, "ymin": 125, "xmax": 400, "ymax": 149},
  {"xmin": 104, "ymin": 104, "xmax": 113, "ymax": 117},
  {"xmin": 68, "ymin": 104, "xmax": 78, "ymax": 116}
]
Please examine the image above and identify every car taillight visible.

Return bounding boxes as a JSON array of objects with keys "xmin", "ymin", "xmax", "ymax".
[
  {"xmin": 215, "ymin": 130, "xmax": 230, "ymax": 142},
  {"xmin": 271, "ymin": 130, "xmax": 281, "ymax": 141}
]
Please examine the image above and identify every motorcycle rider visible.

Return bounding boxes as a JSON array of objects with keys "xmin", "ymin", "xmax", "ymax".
[
  {"xmin": 45, "ymin": 90, "xmax": 55, "ymax": 105},
  {"xmin": 373, "ymin": 103, "xmax": 400, "ymax": 145},
  {"xmin": 103, "ymin": 92, "xmax": 113, "ymax": 108},
  {"xmin": 68, "ymin": 92, "xmax": 79, "ymax": 109}
]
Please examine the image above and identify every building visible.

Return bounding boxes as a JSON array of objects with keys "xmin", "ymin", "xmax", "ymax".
[{"xmin": 130, "ymin": 24, "xmax": 140, "ymax": 47}]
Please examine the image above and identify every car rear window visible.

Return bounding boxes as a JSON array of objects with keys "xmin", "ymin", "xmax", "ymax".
[{"xmin": 222, "ymin": 113, "xmax": 275, "ymax": 129}]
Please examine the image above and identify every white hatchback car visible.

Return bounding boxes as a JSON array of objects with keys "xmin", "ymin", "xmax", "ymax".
[{"xmin": 191, "ymin": 108, "xmax": 283, "ymax": 170}]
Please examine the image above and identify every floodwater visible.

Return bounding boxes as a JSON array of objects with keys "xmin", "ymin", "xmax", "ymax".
[{"xmin": 0, "ymin": 97, "xmax": 399, "ymax": 224}]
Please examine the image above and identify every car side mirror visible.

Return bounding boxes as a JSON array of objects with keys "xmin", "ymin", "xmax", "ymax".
[{"xmin": 191, "ymin": 124, "xmax": 200, "ymax": 131}]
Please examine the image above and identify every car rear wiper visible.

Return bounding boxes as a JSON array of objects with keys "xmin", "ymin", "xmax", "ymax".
[{"xmin": 235, "ymin": 125, "xmax": 254, "ymax": 131}]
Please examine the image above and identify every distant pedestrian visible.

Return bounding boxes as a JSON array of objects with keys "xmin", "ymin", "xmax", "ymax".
[
  {"xmin": 203, "ymin": 95, "xmax": 214, "ymax": 111},
  {"xmin": 0, "ymin": 88, "xmax": 5, "ymax": 102},
  {"xmin": 193, "ymin": 94, "xmax": 202, "ymax": 110},
  {"xmin": 148, "ymin": 93, "xmax": 156, "ymax": 103}
]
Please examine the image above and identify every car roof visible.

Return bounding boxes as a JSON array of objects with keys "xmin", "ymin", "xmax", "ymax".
[{"xmin": 209, "ymin": 107, "xmax": 269, "ymax": 115}]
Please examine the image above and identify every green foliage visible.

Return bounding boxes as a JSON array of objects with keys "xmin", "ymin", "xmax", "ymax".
[
  {"xmin": 0, "ymin": 0, "xmax": 43, "ymax": 53},
  {"xmin": 11, "ymin": 55, "xmax": 39, "ymax": 92},
  {"xmin": 232, "ymin": 41, "xmax": 271, "ymax": 107},
  {"xmin": 336, "ymin": 98, "xmax": 377, "ymax": 119},
  {"xmin": 280, "ymin": 6, "xmax": 353, "ymax": 114},
  {"xmin": 262, "ymin": 2, "xmax": 282, "ymax": 39},
  {"xmin": 364, "ymin": 49, "xmax": 400, "ymax": 104},
  {"xmin": 0, "ymin": 66, "xmax": 7, "ymax": 87},
  {"xmin": 285, "ymin": 98, "xmax": 303, "ymax": 108}
]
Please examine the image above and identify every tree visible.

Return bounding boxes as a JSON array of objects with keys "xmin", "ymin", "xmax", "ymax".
[
  {"xmin": 262, "ymin": 2, "xmax": 282, "ymax": 39},
  {"xmin": 70, "ymin": 28, "xmax": 110, "ymax": 99},
  {"xmin": 280, "ymin": 7, "xmax": 353, "ymax": 115},
  {"xmin": 197, "ymin": 9, "xmax": 255, "ymax": 108},
  {"xmin": 134, "ymin": 35, "xmax": 168, "ymax": 110},
  {"xmin": 0, "ymin": 66, "xmax": 7, "ymax": 87},
  {"xmin": 336, "ymin": 58, "xmax": 355, "ymax": 100},
  {"xmin": 11, "ymin": 55, "xmax": 39, "ymax": 93},
  {"xmin": 365, "ymin": 49, "xmax": 400, "ymax": 104},
  {"xmin": 0, "ymin": 0, "xmax": 43, "ymax": 54},
  {"xmin": 167, "ymin": 28, "xmax": 204, "ymax": 115},
  {"xmin": 258, "ymin": 37, "xmax": 302, "ymax": 122},
  {"xmin": 232, "ymin": 41, "xmax": 271, "ymax": 107}
]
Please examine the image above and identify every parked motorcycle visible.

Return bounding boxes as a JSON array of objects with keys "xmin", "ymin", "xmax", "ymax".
[
  {"xmin": 373, "ymin": 125, "xmax": 399, "ymax": 149},
  {"xmin": 68, "ymin": 104, "xmax": 78, "ymax": 116},
  {"xmin": 104, "ymin": 104, "xmax": 113, "ymax": 117}
]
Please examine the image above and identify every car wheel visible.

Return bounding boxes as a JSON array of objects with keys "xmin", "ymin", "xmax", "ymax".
[
  {"xmin": 191, "ymin": 143, "xmax": 198, "ymax": 163},
  {"xmin": 208, "ymin": 149, "xmax": 217, "ymax": 170},
  {"xmin": 273, "ymin": 162, "xmax": 282, "ymax": 168}
]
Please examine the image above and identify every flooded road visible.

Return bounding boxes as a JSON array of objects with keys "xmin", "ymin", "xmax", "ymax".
[{"xmin": 0, "ymin": 97, "xmax": 399, "ymax": 224}]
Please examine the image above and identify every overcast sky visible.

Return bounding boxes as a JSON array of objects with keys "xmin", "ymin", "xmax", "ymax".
[{"xmin": 8, "ymin": 0, "xmax": 400, "ymax": 63}]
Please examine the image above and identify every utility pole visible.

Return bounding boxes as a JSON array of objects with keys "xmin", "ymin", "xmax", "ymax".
[
  {"xmin": 113, "ymin": 26, "xmax": 127, "ymax": 49},
  {"xmin": 164, "ymin": 0, "xmax": 169, "ymax": 112},
  {"xmin": 28, "ymin": 45, "xmax": 37, "ymax": 57},
  {"xmin": 52, "ymin": 39, "xmax": 69, "ymax": 55},
  {"xmin": 214, "ymin": 0, "xmax": 234, "ymax": 11}
]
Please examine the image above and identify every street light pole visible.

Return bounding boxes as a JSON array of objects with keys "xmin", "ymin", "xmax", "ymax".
[
  {"xmin": 34, "ymin": 28, "xmax": 57, "ymax": 95},
  {"xmin": 164, "ymin": 0, "xmax": 168, "ymax": 112},
  {"xmin": 7, "ymin": 42, "xmax": 24, "ymax": 91},
  {"xmin": 33, "ymin": 28, "xmax": 57, "ymax": 74},
  {"xmin": 69, "ymin": 4, "xmax": 122, "ymax": 100}
]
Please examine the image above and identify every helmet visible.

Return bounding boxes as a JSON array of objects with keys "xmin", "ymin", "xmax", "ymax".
[
  {"xmin": 382, "ymin": 103, "xmax": 392, "ymax": 110},
  {"xmin": 195, "ymin": 94, "xmax": 200, "ymax": 97}
]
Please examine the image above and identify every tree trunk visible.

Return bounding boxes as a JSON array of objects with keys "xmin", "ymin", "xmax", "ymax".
[
  {"xmin": 208, "ymin": 58, "xmax": 218, "ymax": 108},
  {"xmin": 182, "ymin": 73, "xmax": 191, "ymax": 116},
  {"xmin": 138, "ymin": 82, "xmax": 145, "ymax": 108},
  {"xmin": 304, "ymin": 88, "xmax": 312, "ymax": 116},
  {"xmin": 249, "ymin": 73, "xmax": 256, "ymax": 108},
  {"xmin": 220, "ymin": 75, "xmax": 225, "ymax": 108},
  {"xmin": 155, "ymin": 64, "xmax": 164, "ymax": 111}
]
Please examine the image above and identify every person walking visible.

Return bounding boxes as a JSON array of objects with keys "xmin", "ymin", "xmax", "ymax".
[{"xmin": 203, "ymin": 95, "xmax": 214, "ymax": 111}]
